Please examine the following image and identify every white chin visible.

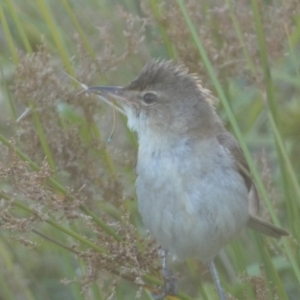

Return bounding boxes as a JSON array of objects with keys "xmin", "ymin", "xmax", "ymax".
[{"xmin": 124, "ymin": 107, "xmax": 143, "ymax": 133}]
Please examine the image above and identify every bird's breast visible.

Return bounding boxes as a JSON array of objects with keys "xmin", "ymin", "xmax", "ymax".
[{"xmin": 135, "ymin": 137, "xmax": 249, "ymax": 262}]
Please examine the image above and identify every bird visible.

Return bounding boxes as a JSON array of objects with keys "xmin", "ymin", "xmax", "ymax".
[{"xmin": 87, "ymin": 60, "xmax": 289, "ymax": 300}]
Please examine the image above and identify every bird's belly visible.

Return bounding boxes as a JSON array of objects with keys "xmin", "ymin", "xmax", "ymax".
[{"xmin": 136, "ymin": 163, "xmax": 249, "ymax": 262}]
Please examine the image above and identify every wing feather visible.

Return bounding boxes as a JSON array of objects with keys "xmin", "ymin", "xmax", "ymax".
[
  {"xmin": 217, "ymin": 132, "xmax": 289, "ymax": 238},
  {"xmin": 217, "ymin": 132, "xmax": 259, "ymax": 215}
]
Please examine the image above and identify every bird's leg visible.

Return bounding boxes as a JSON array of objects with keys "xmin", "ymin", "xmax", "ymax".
[
  {"xmin": 208, "ymin": 260, "xmax": 227, "ymax": 300},
  {"xmin": 161, "ymin": 249, "xmax": 177, "ymax": 296},
  {"xmin": 151, "ymin": 249, "xmax": 177, "ymax": 300}
]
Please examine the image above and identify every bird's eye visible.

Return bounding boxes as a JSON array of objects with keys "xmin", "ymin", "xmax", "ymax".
[{"xmin": 142, "ymin": 92, "xmax": 157, "ymax": 105}]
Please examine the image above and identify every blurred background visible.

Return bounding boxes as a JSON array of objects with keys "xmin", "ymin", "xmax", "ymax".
[{"xmin": 0, "ymin": 0, "xmax": 300, "ymax": 299}]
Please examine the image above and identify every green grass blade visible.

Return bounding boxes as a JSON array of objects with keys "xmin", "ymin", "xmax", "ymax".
[
  {"xmin": 253, "ymin": 234, "xmax": 289, "ymax": 300},
  {"xmin": 61, "ymin": 0, "xmax": 95, "ymax": 59},
  {"xmin": 250, "ymin": 0, "xmax": 279, "ymax": 125},
  {"xmin": 34, "ymin": 0, "xmax": 74, "ymax": 75},
  {"xmin": 149, "ymin": 0, "xmax": 175, "ymax": 58},
  {"xmin": 30, "ymin": 104, "xmax": 58, "ymax": 177},
  {"xmin": 0, "ymin": 4, "xmax": 19, "ymax": 64},
  {"xmin": 225, "ymin": 0, "xmax": 256, "ymax": 76},
  {"xmin": 0, "ymin": 67, "xmax": 17, "ymax": 119},
  {"xmin": 4, "ymin": 0, "xmax": 33, "ymax": 53},
  {"xmin": 268, "ymin": 112, "xmax": 300, "ymax": 219}
]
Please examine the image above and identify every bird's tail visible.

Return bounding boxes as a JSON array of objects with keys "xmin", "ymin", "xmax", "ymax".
[{"xmin": 247, "ymin": 215, "xmax": 289, "ymax": 238}]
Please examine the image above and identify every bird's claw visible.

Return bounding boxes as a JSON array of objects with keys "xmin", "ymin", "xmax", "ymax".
[{"xmin": 151, "ymin": 269, "xmax": 177, "ymax": 300}]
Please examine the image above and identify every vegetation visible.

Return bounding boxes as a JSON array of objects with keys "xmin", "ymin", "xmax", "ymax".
[{"xmin": 0, "ymin": 0, "xmax": 300, "ymax": 299}]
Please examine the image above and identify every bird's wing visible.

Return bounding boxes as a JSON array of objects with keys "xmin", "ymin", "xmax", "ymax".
[
  {"xmin": 217, "ymin": 132, "xmax": 289, "ymax": 238},
  {"xmin": 217, "ymin": 132, "xmax": 259, "ymax": 215}
]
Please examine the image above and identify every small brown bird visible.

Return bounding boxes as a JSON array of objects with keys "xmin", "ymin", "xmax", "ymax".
[{"xmin": 88, "ymin": 60, "xmax": 289, "ymax": 300}]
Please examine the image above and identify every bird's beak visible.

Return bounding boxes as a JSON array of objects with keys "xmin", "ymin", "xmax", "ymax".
[
  {"xmin": 87, "ymin": 86, "xmax": 124, "ymax": 97},
  {"xmin": 86, "ymin": 86, "xmax": 127, "ymax": 116}
]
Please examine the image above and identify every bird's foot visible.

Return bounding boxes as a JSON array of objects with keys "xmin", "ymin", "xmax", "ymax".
[{"xmin": 151, "ymin": 267, "xmax": 177, "ymax": 300}]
